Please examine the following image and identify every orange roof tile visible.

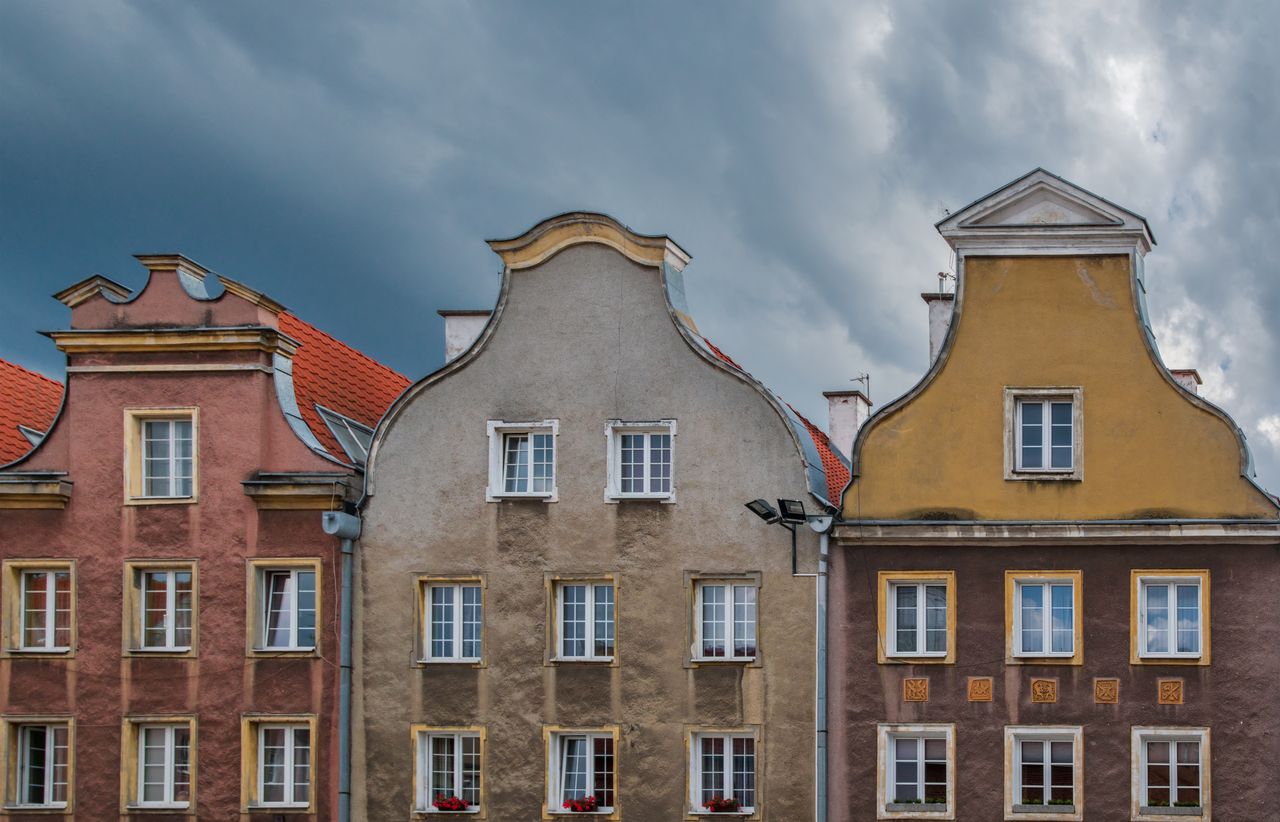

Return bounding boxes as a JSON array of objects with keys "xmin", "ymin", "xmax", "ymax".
[
  {"xmin": 0, "ymin": 358, "xmax": 63, "ymax": 465},
  {"xmin": 278, "ymin": 312, "xmax": 411, "ymax": 461}
]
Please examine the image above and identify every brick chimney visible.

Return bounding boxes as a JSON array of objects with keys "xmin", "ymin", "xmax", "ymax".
[
  {"xmin": 823, "ymin": 389, "xmax": 871, "ymax": 460},
  {"xmin": 1170, "ymin": 368, "xmax": 1202, "ymax": 394},
  {"xmin": 921, "ymin": 292, "xmax": 954, "ymax": 364},
  {"xmin": 438, "ymin": 310, "xmax": 491, "ymax": 361}
]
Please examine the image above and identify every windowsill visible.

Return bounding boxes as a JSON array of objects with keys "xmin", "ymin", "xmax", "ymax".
[
  {"xmin": 1013, "ymin": 805, "xmax": 1076, "ymax": 814},
  {"xmin": 127, "ymin": 802, "xmax": 192, "ymax": 811},
  {"xmin": 486, "ymin": 492, "xmax": 556, "ymax": 503},
  {"xmin": 3, "ymin": 804, "xmax": 69, "ymax": 811},
  {"xmin": 547, "ymin": 808, "xmax": 615, "ymax": 816},
  {"xmin": 125, "ymin": 496, "xmax": 197, "ymax": 506},
  {"xmin": 689, "ymin": 811, "xmax": 754, "ymax": 817},
  {"xmin": 248, "ymin": 803, "xmax": 312, "ymax": 812},
  {"xmin": 418, "ymin": 658, "xmax": 483, "ymax": 665},
  {"xmin": 1008, "ymin": 654, "xmax": 1080, "ymax": 666},
  {"xmin": 1139, "ymin": 807, "xmax": 1202, "ymax": 817},
  {"xmin": 1137, "ymin": 654, "xmax": 1204, "ymax": 662},
  {"xmin": 885, "ymin": 802, "xmax": 950, "ymax": 813},
  {"xmin": 249, "ymin": 647, "xmax": 319, "ymax": 658},
  {"xmin": 552, "ymin": 657, "xmax": 615, "ymax": 664},
  {"xmin": 128, "ymin": 647, "xmax": 194, "ymax": 656},
  {"xmin": 605, "ymin": 493, "xmax": 674, "ymax": 504},
  {"xmin": 10, "ymin": 646, "xmax": 72, "ymax": 654},
  {"xmin": 692, "ymin": 656, "xmax": 756, "ymax": 664},
  {"xmin": 1007, "ymin": 471, "xmax": 1079, "ymax": 483},
  {"xmin": 885, "ymin": 653, "xmax": 949, "ymax": 661},
  {"xmin": 415, "ymin": 808, "xmax": 480, "ymax": 815}
]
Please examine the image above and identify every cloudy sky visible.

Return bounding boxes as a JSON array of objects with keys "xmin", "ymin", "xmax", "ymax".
[{"xmin": 2, "ymin": 1, "xmax": 1277, "ymax": 491}]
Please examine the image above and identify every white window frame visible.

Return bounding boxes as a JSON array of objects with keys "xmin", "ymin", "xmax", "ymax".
[
  {"xmin": 693, "ymin": 580, "xmax": 758, "ymax": 662},
  {"xmin": 139, "ymin": 416, "xmax": 196, "ymax": 499},
  {"xmin": 13, "ymin": 722, "xmax": 71, "ymax": 809},
  {"xmin": 1131, "ymin": 727, "xmax": 1209, "ymax": 819},
  {"xmin": 135, "ymin": 723, "xmax": 192, "ymax": 809},
  {"xmin": 138, "ymin": 568, "xmax": 194, "ymax": 652},
  {"xmin": 554, "ymin": 581, "xmax": 616, "ymax": 662},
  {"xmin": 485, "ymin": 419, "xmax": 558, "ymax": 502},
  {"xmin": 886, "ymin": 580, "xmax": 949, "ymax": 658},
  {"xmin": 315, "ymin": 404, "xmax": 374, "ymax": 465},
  {"xmin": 19, "ymin": 569, "xmax": 72, "ymax": 652},
  {"xmin": 1137, "ymin": 576, "xmax": 1205, "ymax": 660},
  {"xmin": 1012, "ymin": 578, "xmax": 1076, "ymax": 659},
  {"xmin": 258, "ymin": 568, "xmax": 317, "ymax": 652},
  {"xmin": 422, "ymin": 582, "xmax": 484, "ymax": 663},
  {"xmin": 1003, "ymin": 388, "xmax": 1083, "ymax": 481},
  {"xmin": 604, "ymin": 419, "xmax": 677, "ymax": 502},
  {"xmin": 688, "ymin": 731, "xmax": 757, "ymax": 815},
  {"xmin": 877, "ymin": 723, "xmax": 955, "ymax": 819},
  {"xmin": 546, "ymin": 730, "xmax": 616, "ymax": 814},
  {"xmin": 255, "ymin": 723, "xmax": 311, "ymax": 808},
  {"xmin": 414, "ymin": 729, "xmax": 482, "ymax": 813},
  {"xmin": 1004, "ymin": 726, "xmax": 1083, "ymax": 821}
]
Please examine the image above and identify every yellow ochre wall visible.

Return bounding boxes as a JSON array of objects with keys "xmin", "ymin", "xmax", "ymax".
[{"xmin": 846, "ymin": 254, "xmax": 1277, "ymax": 521}]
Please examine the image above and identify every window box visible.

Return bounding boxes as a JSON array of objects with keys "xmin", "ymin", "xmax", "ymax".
[
  {"xmin": 1003, "ymin": 388, "xmax": 1082, "ymax": 481},
  {"xmin": 877, "ymin": 571, "xmax": 956, "ymax": 664},
  {"xmin": 1005, "ymin": 571, "xmax": 1083, "ymax": 665},
  {"xmin": 486, "ymin": 420, "xmax": 558, "ymax": 502},
  {"xmin": 604, "ymin": 420, "xmax": 676, "ymax": 502},
  {"xmin": 1131, "ymin": 571, "xmax": 1210, "ymax": 665}
]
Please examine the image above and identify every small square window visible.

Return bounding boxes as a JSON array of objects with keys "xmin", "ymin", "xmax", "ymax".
[
  {"xmin": 1004, "ymin": 726, "xmax": 1083, "ymax": 820},
  {"xmin": 694, "ymin": 580, "xmax": 757, "ymax": 662},
  {"xmin": 689, "ymin": 731, "xmax": 757, "ymax": 815},
  {"xmin": 125, "ymin": 408, "xmax": 199, "ymax": 503},
  {"xmin": 546, "ymin": 729, "xmax": 616, "ymax": 815},
  {"xmin": 125, "ymin": 562, "xmax": 196, "ymax": 655},
  {"xmin": 420, "ymin": 579, "xmax": 484, "ymax": 663},
  {"xmin": 1132, "ymin": 571, "xmax": 1209, "ymax": 664},
  {"xmin": 878, "ymin": 572, "xmax": 956, "ymax": 663},
  {"xmin": 486, "ymin": 420, "xmax": 558, "ymax": 501},
  {"xmin": 553, "ymin": 580, "xmax": 616, "ymax": 662},
  {"xmin": 605, "ymin": 420, "xmax": 676, "ymax": 501},
  {"xmin": 2, "ymin": 560, "xmax": 75, "ymax": 656},
  {"xmin": 247, "ymin": 560, "xmax": 321, "ymax": 655},
  {"xmin": 1004, "ymin": 389, "xmax": 1082, "ymax": 481},
  {"xmin": 1132, "ymin": 727, "xmax": 1209, "ymax": 818},
  {"xmin": 414, "ymin": 728, "xmax": 483, "ymax": 813},
  {"xmin": 1006, "ymin": 571, "xmax": 1083, "ymax": 665},
  {"xmin": 877, "ymin": 724, "xmax": 955, "ymax": 818},
  {"xmin": 123, "ymin": 717, "xmax": 194, "ymax": 810},
  {"xmin": 3, "ymin": 719, "xmax": 73, "ymax": 810},
  {"xmin": 242, "ymin": 716, "xmax": 315, "ymax": 811}
]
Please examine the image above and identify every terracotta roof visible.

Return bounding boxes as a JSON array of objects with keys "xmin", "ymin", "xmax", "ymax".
[
  {"xmin": 0, "ymin": 358, "xmax": 63, "ymax": 464},
  {"xmin": 698, "ymin": 334, "xmax": 850, "ymax": 504},
  {"xmin": 278, "ymin": 312, "xmax": 411, "ymax": 460}
]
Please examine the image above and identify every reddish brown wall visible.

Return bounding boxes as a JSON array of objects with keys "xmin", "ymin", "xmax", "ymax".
[{"xmin": 827, "ymin": 542, "xmax": 1280, "ymax": 821}]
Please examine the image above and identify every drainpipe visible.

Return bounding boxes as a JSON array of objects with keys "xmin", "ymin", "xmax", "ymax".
[
  {"xmin": 815, "ymin": 528, "xmax": 829, "ymax": 822},
  {"xmin": 322, "ymin": 510, "xmax": 362, "ymax": 822}
]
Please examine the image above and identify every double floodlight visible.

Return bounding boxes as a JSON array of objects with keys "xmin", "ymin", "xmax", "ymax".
[{"xmin": 744, "ymin": 497, "xmax": 807, "ymax": 526}]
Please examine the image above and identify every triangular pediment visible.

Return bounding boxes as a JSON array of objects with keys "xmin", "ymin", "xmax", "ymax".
[{"xmin": 960, "ymin": 181, "xmax": 1122, "ymax": 228}]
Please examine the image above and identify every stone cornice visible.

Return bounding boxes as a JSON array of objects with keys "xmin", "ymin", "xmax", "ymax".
[
  {"xmin": 45, "ymin": 326, "xmax": 300, "ymax": 357},
  {"xmin": 834, "ymin": 519, "xmax": 1280, "ymax": 546},
  {"xmin": 487, "ymin": 212, "xmax": 691, "ymax": 271},
  {"xmin": 0, "ymin": 473, "xmax": 73, "ymax": 509},
  {"xmin": 242, "ymin": 472, "xmax": 354, "ymax": 510}
]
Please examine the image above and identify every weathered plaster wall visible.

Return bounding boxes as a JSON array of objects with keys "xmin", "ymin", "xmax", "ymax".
[
  {"xmin": 847, "ymin": 255, "xmax": 1276, "ymax": 521},
  {"xmin": 827, "ymin": 542, "xmax": 1280, "ymax": 822},
  {"xmin": 358, "ymin": 242, "xmax": 819, "ymax": 821}
]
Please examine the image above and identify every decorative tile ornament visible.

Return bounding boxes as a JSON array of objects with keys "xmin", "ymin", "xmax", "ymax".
[
  {"xmin": 903, "ymin": 677, "xmax": 929, "ymax": 702},
  {"xmin": 1094, "ymin": 678, "xmax": 1120, "ymax": 704},
  {"xmin": 1030, "ymin": 678, "xmax": 1058, "ymax": 703},
  {"xmin": 967, "ymin": 677, "xmax": 993, "ymax": 702},
  {"xmin": 1158, "ymin": 678, "xmax": 1184, "ymax": 705}
]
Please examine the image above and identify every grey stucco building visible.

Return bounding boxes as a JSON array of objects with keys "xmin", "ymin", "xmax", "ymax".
[{"xmin": 353, "ymin": 213, "xmax": 847, "ymax": 821}]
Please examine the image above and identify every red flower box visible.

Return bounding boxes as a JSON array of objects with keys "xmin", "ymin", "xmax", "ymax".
[
  {"xmin": 433, "ymin": 794, "xmax": 471, "ymax": 811},
  {"xmin": 704, "ymin": 795, "xmax": 742, "ymax": 812},
  {"xmin": 563, "ymin": 795, "xmax": 600, "ymax": 812}
]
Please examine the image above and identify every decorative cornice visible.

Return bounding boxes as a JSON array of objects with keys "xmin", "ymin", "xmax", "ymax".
[
  {"xmin": 217, "ymin": 275, "xmax": 287, "ymax": 315},
  {"xmin": 242, "ymin": 473, "xmax": 354, "ymax": 510},
  {"xmin": 46, "ymin": 326, "xmax": 300, "ymax": 356},
  {"xmin": 133, "ymin": 253, "xmax": 212, "ymax": 279},
  {"xmin": 0, "ymin": 473, "xmax": 72, "ymax": 509},
  {"xmin": 52, "ymin": 275, "xmax": 132, "ymax": 308},
  {"xmin": 486, "ymin": 212, "xmax": 691, "ymax": 271},
  {"xmin": 834, "ymin": 519, "xmax": 1280, "ymax": 546}
]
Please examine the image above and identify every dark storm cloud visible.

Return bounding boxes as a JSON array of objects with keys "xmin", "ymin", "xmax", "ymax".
[{"xmin": 1, "ymin": 1, "xmax": 1277, "ymax": 489}]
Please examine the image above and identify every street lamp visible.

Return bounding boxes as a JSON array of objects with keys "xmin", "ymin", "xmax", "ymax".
[{"xmin": 744, "ymin": 497, "xmax": 823, "ymax": 575}]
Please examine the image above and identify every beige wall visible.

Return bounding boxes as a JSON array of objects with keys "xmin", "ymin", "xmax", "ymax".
[
  {"xmin": 356, "ymin": 240, "xmax": 820, "ymax": 821},
  {"xmin": 846, "ymin": 254, "xmax": 1276, "ymax": 521}
]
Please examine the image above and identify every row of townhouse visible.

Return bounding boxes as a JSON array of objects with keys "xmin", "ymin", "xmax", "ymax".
[{"xmin": 0, "ymin": 169, "xmax": 1277, "ymax": 821}]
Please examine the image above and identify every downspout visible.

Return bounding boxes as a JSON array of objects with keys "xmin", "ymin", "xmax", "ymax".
[
  {"xmin": 322, "ymin": 510, "xmax": 362, "ymax": 822},
  {"xmin": 816, "ymin": 528, "xmax": 829, "ymax": 822}
]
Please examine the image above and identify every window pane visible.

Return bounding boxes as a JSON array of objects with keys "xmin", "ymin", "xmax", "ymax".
[
  {"xmin": 431, "ymin": 586, "xmax": 455, "ymax": 658},
  {"xmin": 142, "ymin": 572, "xmax": 169, "ymax": 648},
  {"xmin": 141, "ymin": 727, "xmax": 167, "ymax": 802},
  {"xmin": 894, "ymin": 585, "xmax": 918, "ymax": 653},
  {"xmin": 561, "ymin": 584, "xmax": 586, "ymax": 657},
  {"xmin": 174, "ymin": 571, "xmax": 193, "ymax": 648},
  {"xmin": 292, "ymin": 728, "xmax": 311, "ymax": 803},
  {"xmin": 22, "ymin": 726, "xmax": 48, "ymax": 804},
  {"xmin": 503, "ymin": 434, "xmax": 529, "ymax": 493},
  {"xmin": 893, "ymin": 737, "xmax": 918, "ymax": 803},
  {"xmin": 1145, "ymin": 584, "xmax": 1170, "ymax": 654},
  {"xmin": 431, "ymin": 735, "xmax": 456, "ymax": 798},
  {"xmin": 23, "ymin": 571, "xmax": 48, "ymax": 648},
  {"xmin": 173, "ymin": 727, "xmax": 191, "ymax": 803},
  {"xmin": 700, "ymin": 737, "xmax": 725, "ymax": 806},
  {"xmin": 923, "ymin": 736, "xmax": 947, "ymax": 803},
  {"xmin": 261, "ymin": 728, "xmax": 286, "ymax": 803},
  {"xmin": 620, "ymin": 433, "xmax": 645, "ymax": 494},
  {"xmin": 1020, "ymin": 740, "xmax": 1044, "ymax": 804},
  {"xmin": 925, "ymin": 585, "xmax": 947, "ymax": 653},
  {"xmin": 530, "ymin": 433, "xmax": 554, "ymax": 494},
  {"xmin": 649, "ymin": 433, "xmax": 672, "ymax": 494},
  {"xmin": 732, "ymin": 737, "xmax": 755, "ymax": 808},
  {"xmin": 560, "ymin": 737, "xmax": 588, "ymax": 802},
  {"xmin": 1019, "ymin": 584, "xmax": 1044, "ymax": 653},
  {"xmin": 295, "ymin": 571, "xmax": 316, "ymax": 648},
  {"xmin": 700, "ymin": 585, "xmax": 726, "ymax": 657},
  {"xmin": 1176, "ymin": 584, "xmax": 1200, "ymax": 654},
  {"xmin": 52, "ymin": 572, "xmax": 71, "ymax": 648},
  {"xmin": 593, "ymin": 736, "xmax": 615, "ymax": 808},
  {"xmin": 265, "ymin": 572, "xmax": 292, "ymax": 648},
  {"xmin": 733, "ymin": 585, "xmax": 757, "ymax": 657},
  {"xmin": 461, "ymin": 586, "xmax": 482, "ymax": 659},
  {"xmin": 593, "ymin": 584, "xmax": 615, "ymax": 657},
  {"xmin": 1050, "ymin": 584, "xmax": 1073, "ymax": 653},
  {"xmin": 460, "ymin": 734, "xmax": 481, "ymax": 806}
]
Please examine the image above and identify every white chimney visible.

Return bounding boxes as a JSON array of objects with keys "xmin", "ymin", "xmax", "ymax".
[
  {"xmin": 823, "ymin": 389, "xmax": 872, "ymax": 460},
  {"xmin": 921, "ymin": 292, "xmax": 954, "ymax": 364},
  {"xmin": 1170, "ymin": 368, "xmax": 1202, "ymax": 395},
  {"xmin": 438, "ymin": 310, "xmax": 491, "ymax": 361}
]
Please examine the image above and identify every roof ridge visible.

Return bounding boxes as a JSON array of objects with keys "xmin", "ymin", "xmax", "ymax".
[{"xmin": 280, "ymin": 312, "xmax": 408, "ymax": 383}]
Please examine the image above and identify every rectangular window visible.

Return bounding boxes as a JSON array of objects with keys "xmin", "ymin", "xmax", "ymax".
[
  {"xmin": 695, "ymin": 581, "xmax": 757, "ymax": 661},
  {"xmin": 486, "ymin": 420, "xmax": 558, "ymax": 501},
  {"xmin": 423, "ymin": 581, "xmax": 483, "ymax": 662},
  {"xmin": 605, "ymin": 420, "xmax": 677, "ymax": 501},
  {"xmin": 135, "ymin": 723, "xmax": 192, "ymax": 808},
  {"xmin": 415, "ymin": 729, "xmax": 482, "ymax": 813},
  {"xmin": 261, "ymin": 569, "xmax": 316, "ymax": 651},
  {"xmin": 141, "ymin": 418, "xmax": 194, "ymax": 498},
  {"xmin": 1005, "ymin": 727, "xmax": 1083, "ymax": 818},
  {"xmin": 890, "ymin": 583, "xmax": 947, "ymax": 656},
  {"xmin": 1004, "ymin": 389, "xmax": 1082, "ymax": 481},
  {"xmin": 1134, "ymin": 572, "xmax": 1209, "ymax": 663},
  {"xmin": 547, "ymin": 730, "xmax": 615, "ymax": 814},
  {"xmin": 690, "ymin": 732, "xmax": 756, "ymax": 814},
  {"xmin": 1006, "ymin": 572, "xmax": 1082, "ymax": 664},
  {"xmin": 555, "ymin": 581, "xmax": 615, "ymax": 661},
  {"xmin": 20, "ymin": 569, "xmax": 72, "ymax": 651},
  {"xmin": 11, "ymin": 723, "xmax": 70, "ymax": 808},
  {"xmin": 878, "ymin": 724, "xmax": 954, "ymax": 817},
  {"xmin": 258, "ymin": 724, "xmax": 311, "ymax": 807},
  {"xmin": 130, "ymin": 567, "xmax": 194, "ymax": 652},
  {"xmin": 1133, "ymin": 728, "xmax": 1209, "ymax": 816}
]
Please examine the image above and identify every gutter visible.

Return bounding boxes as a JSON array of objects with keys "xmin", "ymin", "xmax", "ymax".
[
  {"xmin": 322, "ymin": 510, "xmax": 362, "ymax": 822},
  {"xmin": 815, "ymin": 528, "xmax": 829, "ymax": 822}
]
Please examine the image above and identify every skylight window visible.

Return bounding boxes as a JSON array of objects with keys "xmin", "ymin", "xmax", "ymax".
[{"xmin": 315, "ymin": 405, "xmax": 374, "ymax": 465}]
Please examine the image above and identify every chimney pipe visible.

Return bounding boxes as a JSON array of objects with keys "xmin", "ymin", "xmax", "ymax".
[
  {"xmin": 822, "ymin": 389, "xmax": 871, "ymax": 460},
  {"xmin": 921, "ymin": 292, "xmax": 954, "ymax": 364},
  {"xmin": 438, "ymin": 310, "xmax": 491, "ymax": 362}
]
